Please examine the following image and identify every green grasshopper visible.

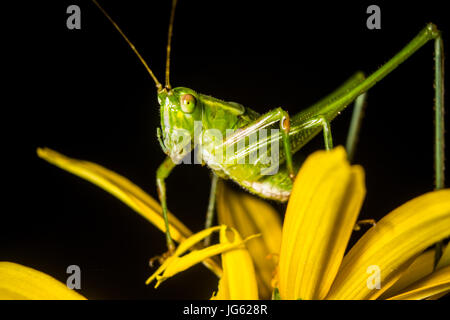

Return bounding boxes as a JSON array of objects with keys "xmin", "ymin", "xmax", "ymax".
[{"xmin": 92, "ymin": 0, "xmax": 445, "ymax": 254}]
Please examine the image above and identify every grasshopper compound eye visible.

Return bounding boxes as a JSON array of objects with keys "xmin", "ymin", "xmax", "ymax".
[{"xmin": 180, "ymin": 94, "xmax": 196, "ymax": 113}]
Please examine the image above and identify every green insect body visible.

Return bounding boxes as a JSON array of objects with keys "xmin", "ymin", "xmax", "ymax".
[
  {"xmin": 156, "ymin": 78, "xmax": 361, "ymax": 202},
  {"xmin": 157, "ymin": 87, "xmax": 289, "ymax": 201},
  {"xmin": 91, "ymin": 0, "xmax": 444, "ymax": 253}
]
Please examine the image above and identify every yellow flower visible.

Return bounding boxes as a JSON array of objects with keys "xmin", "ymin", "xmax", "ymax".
[
  {"xmin": 31, "ymin": 147, "xmax": 260, "ymax": 299},
  {"xmin": 36, "ymin": 147, "xmax": 222, "ymax": 279},
  {"xmin": 145, "ymin": 146, "xmax": 450, "ymax": 300},
  {"xmin": 3, "ymin": 146, "xmax": 448, "ymax": 300},
  {"xmin": 230, "ymin": 146, "xmax": 450, "ymax": 300},
  {"xmin": 33, "ymin": 148, "xmax": 260, "ymax": 299},
  {"xmin": 145, "ymin": 224, "xmax": 258, "ymax": 300},
  {"xmin": 1, "ymin": 147, "xmax": 224, "ymax": 300}
]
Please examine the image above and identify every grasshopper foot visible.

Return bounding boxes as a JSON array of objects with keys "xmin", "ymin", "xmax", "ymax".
[
  {"xmin": 149, "ymin": 245, "xmax": 176, "ymax": 267},
  {"xmin": 353, "ymin": 219, "xmax": 376, "ymax": 231}
]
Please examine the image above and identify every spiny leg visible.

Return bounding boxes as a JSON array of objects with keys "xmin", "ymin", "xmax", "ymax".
[
  {"xmin": 345, "ymin": 93, "xmax": 379, "ymax": 234},
  {"xmin": 348, "ymin": 93, "xmax": 376, "ymax": 230},
  {"xmin": 156, "ymin": 156, "xmax": 177, "ymax": 253},
  {"xmin": 204, "ymin": 172, "xmax": 219, "ymax": 246},
  {"xmin": 298, "ymin": 72, "xmax": 367, "ymax": 156},
  {"xmin": 320, "ymin": 24, "xmax": 443, "ymax": 113},
  {"xmin": 345, "ymin": 92, "xmax": 367, "ymax": 163},
  {"xmin": 285, "ymin": 72, "xmax": 367, "ymax": 156},
  {"xmin": 433, "ymin": 34, "xmax": 445, "ymax": 268},
  {"xmin": 317, "ymin": 23, "xmax": 445, "ymax": 265},
  {"xmin": 313, "ymin": 23, "xmax": 444, "ymax": 189},
  {"xmin": 434, "ymin": 35, "xmax": 445, "ymax": 191},
  {"xmin": 301, "ymin": 72, "xmax": 366, "ymax": 118}
]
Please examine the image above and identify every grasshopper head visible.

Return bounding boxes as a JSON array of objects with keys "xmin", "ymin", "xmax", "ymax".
[{"xmin": 157, "ymin": 87, "xmax": 203, "ymax": 163}]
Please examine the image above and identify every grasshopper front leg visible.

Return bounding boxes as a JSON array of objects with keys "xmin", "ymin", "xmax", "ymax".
[
  {"xmin": 204, "ymin": 172, "xmax": 219, "ymax": 246},
  {"xmin": 156, "ymin": 159, "xmax": 219, "ymax": 252},
  {"xmin": 156, "ymin": 156, "xmax": 177, "ymax": 253}
]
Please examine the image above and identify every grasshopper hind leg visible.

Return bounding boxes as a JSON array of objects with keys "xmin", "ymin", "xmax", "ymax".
[{"xmin": 345, "ymin": 93, "xmax": 367, "ymax": 163}]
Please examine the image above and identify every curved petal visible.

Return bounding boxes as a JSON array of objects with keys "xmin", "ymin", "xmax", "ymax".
[
  {"xmin": 380, "ymin": 243, "xmax": 449, "ymax": 299},
  {"xmin": 278, "ymin": 146, "xmax": 366, "ymax": 300},
  {"xmin": 0, "ymin": 262, "xmax": 86, "ymax": 300},
  {"xmin": 37, "ymin": 147, "xmax": 222, "ymax": 277},
  {"xmin": 437, "ymin": 241, "xmax": 450, "ymax": 269},
  {"xmin": 147, "ymin": 226, "xmax": 224, "ymax": 287},
  {"xmin": 38, "ymin": 148, "xmax": 190, "ymax": 242},
  {"xmin": 326, "ymin": 189, "xmax": 450, "ymax": 300},
  {"xmin": 147, "ymin": 226, "xmax": 258, "ymax": 292},
  {"xmin": 217, "ymin": 181, "xmax": 282, "ymax": 299},
  {"xmin": 211, "ymin": 227, "xmax": 259, "ymax": 300},
  {"xmin": 387, "ymin": 266, "xmax": 450, "ymax": 300},
  {"xmin": 425, "ymin": 291, "xmax": 449, "ymax": 300},
  {"xmin": 379, "ymin": 249, "xmax": 435, "ymax": 299}
]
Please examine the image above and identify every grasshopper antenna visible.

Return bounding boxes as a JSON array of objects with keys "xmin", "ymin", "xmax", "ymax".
[
  {"xmin": 165, "ymin": 0, "xmax": 178, "ymax": 90},
  {"xmin": 91, "ymin": 0, "xmax": 163, "ymax": 91}
]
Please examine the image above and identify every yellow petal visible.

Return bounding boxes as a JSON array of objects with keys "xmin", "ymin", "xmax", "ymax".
[
  {"xmin": 37, "ymin": 148, "xmax": 190, "ymax": 242},
  {"xmin": 37, "ymin": 147, "xmax": 221, "ymax": 277},
  {"xmin": 379, "ymin": 249, "xmax": 435, "ymax": 299},
  {"xmin": 157, "ymin": 243, "xmax": 231, "ymax": 285},
  {"xmin": 0, "ymin": 262, "xmax": 86, "ymax": 300},
  {"xmin": 437, "ymin": 241, "xmax": 450, "ymax": 269},
  {"xmin": 392, "ymin": 243, "xmax": 450, "ymax": 301},
  {"xmin": 278, "ymin": 146, "xmax": 366, "ymax": 300},
  {"xmin": 380, "ymin": 243, "xmax": 450, "ymax": 299},
  {"xmin": 216, "ymin": 180, "xmax": 282, "ymax": 299},
  {"xmin": 145, "ymin": 226, "xmax": 224, "ymax": 286},
  {"xmin": 211, "ymin": 227, "xmax": 259, "ymax": 300},
  {"xmin": 146, "ymin": 226, "xmax": 256, "ymax": 289},
  {"xmin": 326, "ymin": 189, "xmax": 450, "ymax": 300},
  {"xmin": 425, "ymin": 291, "xmax": 449, "ymax": 300},
  {"xmin": 387, "ymin": 266, "xmax": 450, "ymax": 300}
]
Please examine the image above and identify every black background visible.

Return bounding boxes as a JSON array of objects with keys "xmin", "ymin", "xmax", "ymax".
[{"xmin": 3, "ymin": 1, "xmax": 449, "ymax": 299}]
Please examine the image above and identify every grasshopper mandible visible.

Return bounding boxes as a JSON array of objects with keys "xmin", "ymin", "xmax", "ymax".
[{"xmin": 91, "ymin": 0, "xmax": 445, "ymax": 254}]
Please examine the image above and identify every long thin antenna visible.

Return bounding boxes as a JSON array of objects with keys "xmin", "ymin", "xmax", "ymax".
[
  {"xmin": 165, "ymin": 0, "xmax": 178, "ymax": 90},
  {"xmin": 91, "ymin": 0, "xmax": 163, "ymax": 91}
]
